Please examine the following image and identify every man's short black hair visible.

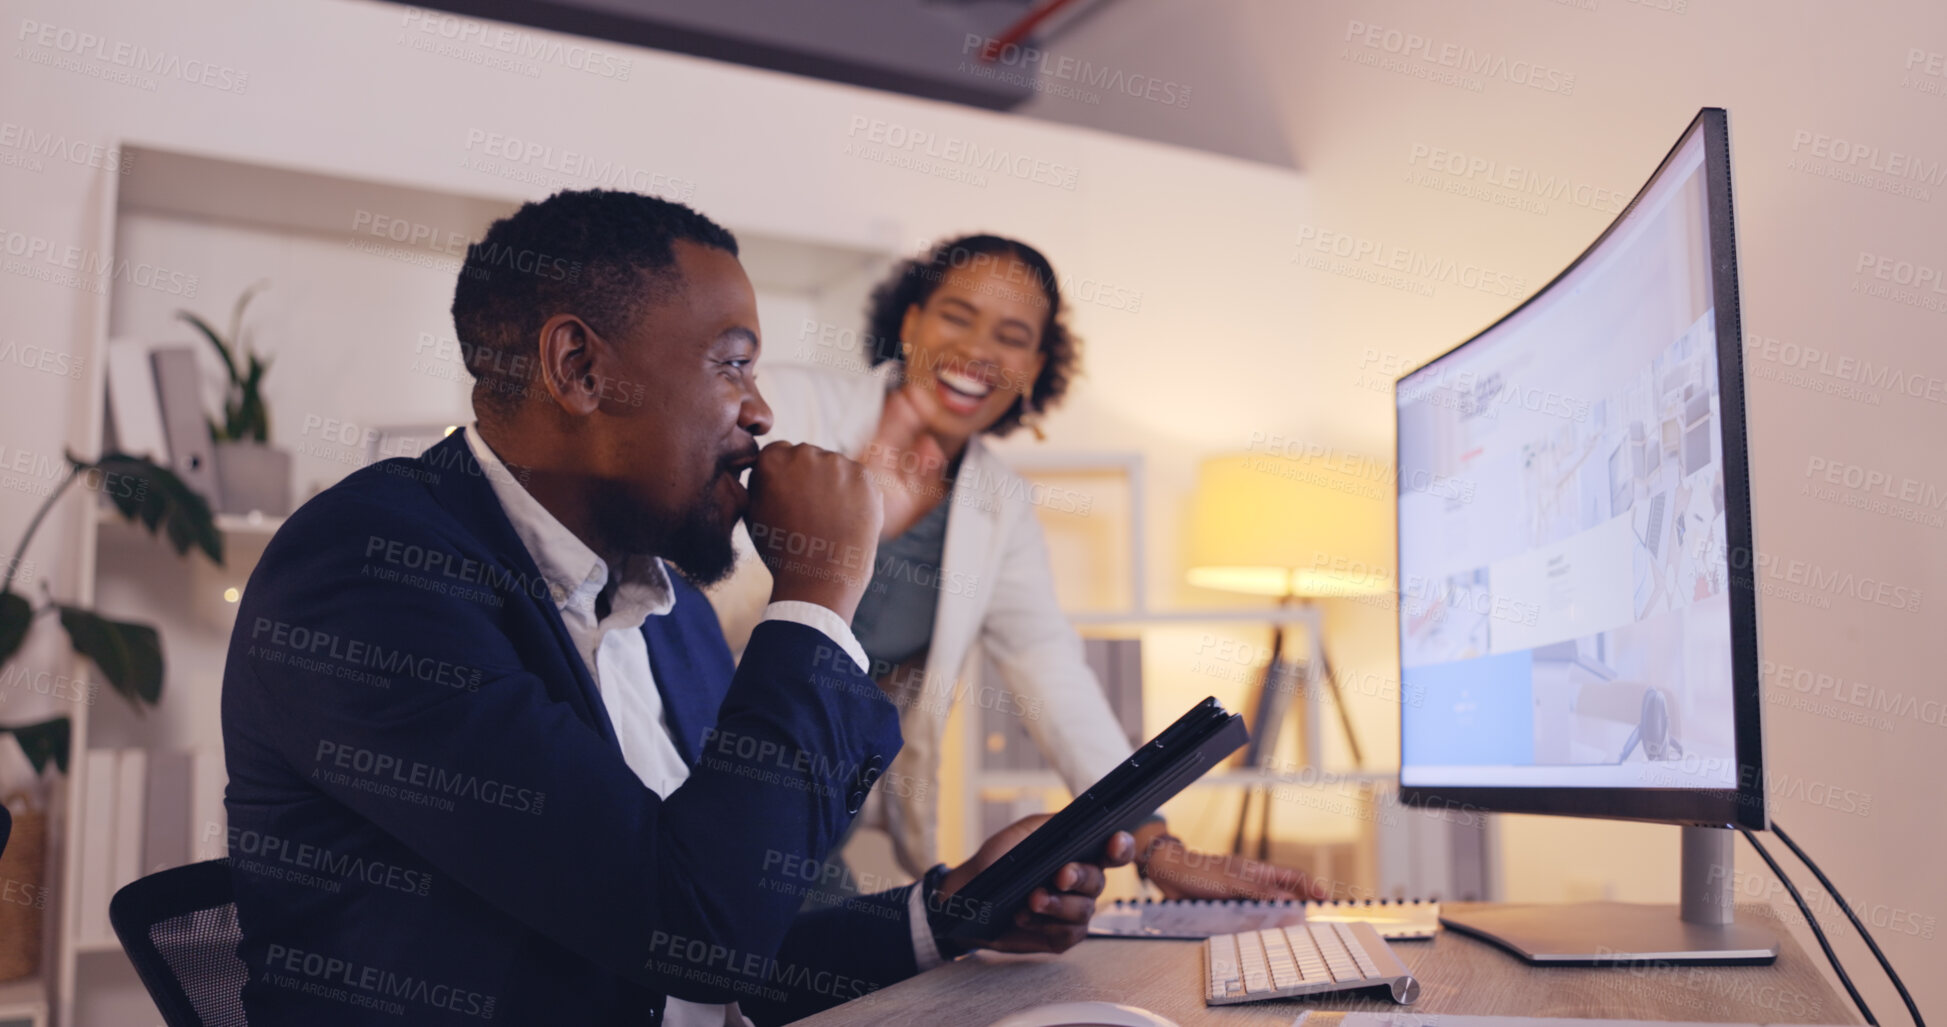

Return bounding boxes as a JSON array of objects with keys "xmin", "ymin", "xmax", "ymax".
[{"xmin": 451, "ymin": 189, "xmax": 738, "ymax": 420}]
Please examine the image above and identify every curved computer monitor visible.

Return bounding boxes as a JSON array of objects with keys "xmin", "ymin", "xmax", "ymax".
[{"xmin": 1394, "ymin": 108, "xmax": 1765, "ymax": 833}]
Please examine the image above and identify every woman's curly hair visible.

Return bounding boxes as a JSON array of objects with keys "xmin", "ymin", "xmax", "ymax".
[{"xmin": 862, "ymin": 234, "xmax": 1080, "ymax": 438}]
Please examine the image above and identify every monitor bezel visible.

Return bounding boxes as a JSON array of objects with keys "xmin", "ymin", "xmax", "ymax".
[{"xmin": 1394, "ymin": 107, "xmax": 1767, "ymax": 830}]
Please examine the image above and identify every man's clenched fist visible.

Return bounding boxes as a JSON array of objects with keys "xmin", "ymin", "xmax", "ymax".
[{"xmin": 744, "ymin": 441, "xmax": 884, "ymax": 623}]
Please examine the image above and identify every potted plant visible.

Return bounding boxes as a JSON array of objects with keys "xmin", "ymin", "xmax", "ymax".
[
  {"xmin": 180, "ymin": 281, "xmax": 291, "ymax": 516},
  {"xmin": 0, "ymin": 454, "xmax": 217, "ymax": 980},
  {"xmin": 0, "ymin": 452, "xmax": 223, "ymax": 709},
  {"xmin": 0, "ymin": 717, "xmax": 59, "ymax": 980}
]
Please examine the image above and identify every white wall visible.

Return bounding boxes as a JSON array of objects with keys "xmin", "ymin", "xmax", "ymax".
[
  {"xmin": 12, "ymin": 0, "xmax": 1938, "ymax": 1019},
  {"xmin": 111, "ymin": 210, "xmax": 478, "ymax": 498},
  {"xmin": 1036, "ymin": 0, "xmax": 1947, "ymax": 1019},
  {"xmin": 0, "ymin": 0, "xmax": 1314, "ymax": 631},
  {"xmin": 0, "ymin": 1, "xmax": 1313, "ymax": 1021}
]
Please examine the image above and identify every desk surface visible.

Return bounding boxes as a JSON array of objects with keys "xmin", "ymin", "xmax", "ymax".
[{"xmin": 791, "ymin": 904, "xmax": 1850, "ymax": 1026}]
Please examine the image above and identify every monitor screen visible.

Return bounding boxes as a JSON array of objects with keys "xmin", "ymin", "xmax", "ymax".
[{"xmin": 1396, "ymin": 114, "xmax": 1753, "ymax": 805}]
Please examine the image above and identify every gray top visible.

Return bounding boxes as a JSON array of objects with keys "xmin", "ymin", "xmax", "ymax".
[{"xmin": 851, "ymin": 483, "xmax": 955, "ymax": 676}]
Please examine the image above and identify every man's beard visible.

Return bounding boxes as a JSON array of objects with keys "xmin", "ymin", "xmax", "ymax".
[
  {"xmin": 591, "ymin": 451, "xmax": 748, "ymax": 588},
  {"xmin": 592, "ymin": 469, "xmax": 740, "ymax": 589},
  {"xmin": 660, "ymin": 481, "xmax": 739, "ymax": 588}
]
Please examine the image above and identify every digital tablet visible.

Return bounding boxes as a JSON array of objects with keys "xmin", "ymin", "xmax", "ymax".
[{"xmin": 943, "ymin": 696, "xmax": 1249, "ymax": 945}]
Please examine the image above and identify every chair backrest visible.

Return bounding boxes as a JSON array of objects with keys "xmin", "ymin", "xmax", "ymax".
[{"xmin": 109, "ymin": 858, "xmax": 249, "ymax": 1027}]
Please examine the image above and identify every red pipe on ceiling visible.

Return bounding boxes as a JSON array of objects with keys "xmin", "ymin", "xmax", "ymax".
[{"xmin": 977, "ymin": 0, "xmax": 1089, "ymax": 62}]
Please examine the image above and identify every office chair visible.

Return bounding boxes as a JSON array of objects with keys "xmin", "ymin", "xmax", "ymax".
[{"xmin": 109, "ymin": 858, "xmax": 249, "ymax": 1027}]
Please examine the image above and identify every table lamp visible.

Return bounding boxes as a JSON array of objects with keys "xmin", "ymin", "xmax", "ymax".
[
  {"xmin": 1185, "ymin": 451, "xmax": 1396, "ymax": 601},
  {"xmin": 1185, "ymin": 449, "xmax": 1396, "ymax": 857}
]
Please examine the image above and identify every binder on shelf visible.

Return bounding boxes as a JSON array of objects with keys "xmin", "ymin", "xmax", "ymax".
[
  {"xmin": 1101, "ymin": 637, "xmax": 1144, "ymax": 748},
  {"xmin": 111, "ymin": 749, "xmax": 147, "ymax": 894},
  {"xmin": 979, "ymin": 638, "xmax": 1143, "ymax": 774},
  {"xmin": 76, "ymin": 749, "xmax": 118, "ymax": 944},
  {"xmin": 150, "ymin": 345, "xmax": 222, "ymax": 505},
  {"xmin": 1241, "ymin": 652, "xmax": 1298, "ymax": 769},
  {"xmin": 191, "ymin": 747, "xmax": 228, "ymax": 861},
  {"xmin": 75, "ymin": 748, "xmax": 224, "ymax": 942},
  {"xmin": 144, "ymin": 750, "xmax": 194, "ymax": 874},
  {"xmin": 978, "ymin": 794, "xmax": 1049, "ymax": 842},
  {"xmin": 103, "ymin": 338, "xmax": 168, "ymax": 461}
]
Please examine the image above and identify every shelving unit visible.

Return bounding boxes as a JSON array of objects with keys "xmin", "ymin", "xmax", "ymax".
[
  {"xmin": 0, "ymin": 977, "xmax": 47, "ymax": 1027},
  {"xmin": 956, "ymin": 451, "xmax": 1358, "ymax": 880},
  {"xmin": 45, "ymin": 141, "xmax": 898, "ymax": 1027},
  {"xmin": 961, "ymin": 603, "xmax": 1335, "ymax": 827},
  {"xmin": 948, "ymin": 452, "xmax": 1495, "ymax": 904},
  {"xmin": 94, "ymin": 508, "xmax": 286, "ymax": 538}
]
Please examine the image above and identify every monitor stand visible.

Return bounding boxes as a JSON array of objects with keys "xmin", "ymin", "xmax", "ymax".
[{"xmin": 1440, "ymin": 825, "xmax": 1779, "ymax": 965}]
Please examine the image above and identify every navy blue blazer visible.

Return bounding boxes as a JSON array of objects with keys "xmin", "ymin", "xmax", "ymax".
[{"xmin": 221, "ymin": 429, "xmax": 916, "ymax": 1025}]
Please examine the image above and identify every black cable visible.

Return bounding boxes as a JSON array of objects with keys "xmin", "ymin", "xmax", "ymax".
[
  {"xmin": 1737, "ymin": 825, "xmax": 1876, "ymax": 1026},
  {"xmin": 1771, "ymin": 820, "xmax": 1927, "ymax": 1027}
]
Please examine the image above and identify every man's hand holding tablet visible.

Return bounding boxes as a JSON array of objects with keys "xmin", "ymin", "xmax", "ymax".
[
  {"xmin": 936, "ymin": 815, "xmax": 1137, "ymax": 954},
  {"xmin": 937, "ymin": 699, "xmax": 1248, "ymax": 949}
]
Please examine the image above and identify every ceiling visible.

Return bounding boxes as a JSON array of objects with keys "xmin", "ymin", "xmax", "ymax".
[
  {"xmin": 390, "ymin": 0, "xmax": 1114, "ymax": 111},
  {"xmin": 379, "ymin": 0, "xmax": 1298, "ymax": 165}
]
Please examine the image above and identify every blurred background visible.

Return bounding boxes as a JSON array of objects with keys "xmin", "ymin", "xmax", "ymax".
[{"xmin": 1, "ymin": 0, "xmax": 1942, "ymax": 1022}]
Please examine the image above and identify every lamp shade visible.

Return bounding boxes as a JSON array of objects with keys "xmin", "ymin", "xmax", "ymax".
[{"xmin": 1184, "ymin": 450, "xmax": 1396, "ymax": 598}]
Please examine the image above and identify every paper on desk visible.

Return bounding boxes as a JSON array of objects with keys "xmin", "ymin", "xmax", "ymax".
[
  {"xmin": 1089, "ymin": 899, "xmax": 1440, "ymax": 940},
  {"xmin": 1341, "ymin": 1014, "xmax": 1856, "ymax": 1027},
  {"xmin": 1087, "ymin": 898, "xmax": 1307, "ymax": 939}
]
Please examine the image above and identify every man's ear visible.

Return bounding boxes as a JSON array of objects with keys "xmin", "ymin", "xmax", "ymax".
[{"xmin": 535, "ymin": 314, "xmax": 605, "ymax": 416}]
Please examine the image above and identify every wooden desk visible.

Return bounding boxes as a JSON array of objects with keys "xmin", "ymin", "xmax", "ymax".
[{"xmin": 791, "ymin": 905, "xmax": 1851, "ymax": 1026}]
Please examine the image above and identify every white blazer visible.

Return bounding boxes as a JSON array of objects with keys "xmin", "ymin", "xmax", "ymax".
[{"xmin": 712, "ymin": 361, "xmax": 1131, "ymax": 874}]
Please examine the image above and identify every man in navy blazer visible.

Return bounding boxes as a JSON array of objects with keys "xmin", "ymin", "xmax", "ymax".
[{"xmin": 221, "ymin": 190, "xmax": 1130, "ymax": 1025}]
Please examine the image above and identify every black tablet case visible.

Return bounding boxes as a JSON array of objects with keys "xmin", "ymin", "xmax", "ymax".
[{"xmin": 944, "ymin": 696, "xmax": 1248, "ymax": 945}]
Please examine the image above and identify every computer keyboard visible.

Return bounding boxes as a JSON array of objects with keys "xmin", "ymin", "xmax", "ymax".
[{"xmin": 1204, "ymin": 920, "xmax": 1420, "ymax": 1006}]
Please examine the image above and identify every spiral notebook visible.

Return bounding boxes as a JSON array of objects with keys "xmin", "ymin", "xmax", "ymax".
[{"xmin": 1088, "ymin": 897, "xmax": 1441, "ymax": 940}]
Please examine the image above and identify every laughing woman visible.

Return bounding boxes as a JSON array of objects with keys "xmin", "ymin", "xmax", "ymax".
[{"xmin": 725, "ymin": 234, "xmax": 1319, "ymax": 901}]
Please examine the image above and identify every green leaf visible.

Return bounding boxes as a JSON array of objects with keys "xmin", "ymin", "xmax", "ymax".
[
  {"xmin": 177, "ymin": 309, "xmax": 240, "ymax": 386},
  {"xmin": 228, "ymin": 280, "xmax": 270, "ymax": 360},
  {"xmin": 74, "ymin": 451, "xmax": 223, "ymax": 566},
  {"xmin": 57, "ymin": 606, "xmax": 163, "ymax": 708},
  {"xmin": 238, "ymin": 356, "xmax": 270, "ymax": 442},
  {"xmin": 2, "ymin": 717, "xmax": 71, "ymax": 776},
  {"xmin": 182, "ymin": 285, "xmax": 272, "ymax": 444},
  {"xmin": 221, "ymin": 397, "xmax": 244, "ymax": 443},
  {"xmin": 0, "ymin": 591, "xmax": 30, "ymax": 665}
]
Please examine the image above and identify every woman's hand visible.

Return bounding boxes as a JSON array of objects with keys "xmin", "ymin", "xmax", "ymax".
[
  {"xmin": 1133, "ymin": 823, "xmax": 1327, "ymax": 901},
  {"xmin": 865, "ymin": 386, "xmax": 952, "ymax": 539}
]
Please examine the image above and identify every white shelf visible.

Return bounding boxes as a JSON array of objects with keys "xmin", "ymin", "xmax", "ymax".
[
  {"xmin": 215, "ymin": 512, "xmax": 285, "ymax": 536},
  {"xmin": 1198, "ymin": 770, "xmax": 1396, "ymax": 788},
  {"xmin": 1068, "ymin": 607, "xmax": 1326, "ymax": 626},
  {"xmin": 974, "ymin": 769, "xmax": 1393, "ymax": 790},
  {"xmin": 96, "ymin": 505, "xmax": 285, "ymax": 537},
  {"xmin": 53, "ymin": 139, "xmax": 906, "ymax": 1027},
  {"xmin": 118, "ymin": 145, "xmax": 890, "ymax": 297},
  {"xmin": 974, "ymin": 770, "xmax": 1064, "ymax": 789},
  {"xmin": 0, "ymin": 976, "xmax": 47, "ymax": 1020}
]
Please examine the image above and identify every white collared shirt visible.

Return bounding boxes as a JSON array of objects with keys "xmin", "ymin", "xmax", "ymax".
[{"xmin": 462, "ymin": 426, "xmax": 942, "ymax": 1026}]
